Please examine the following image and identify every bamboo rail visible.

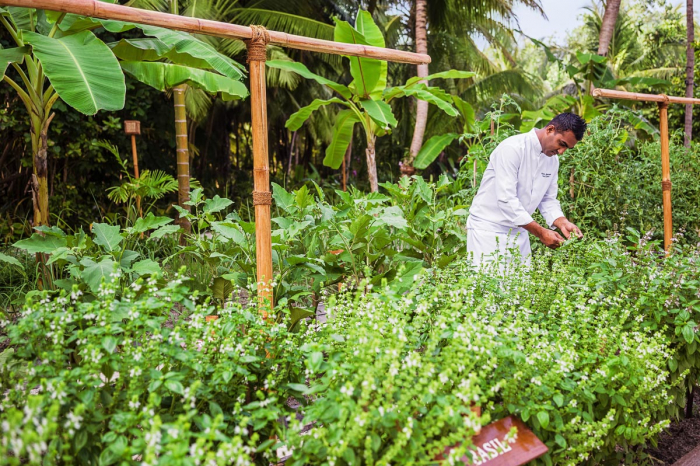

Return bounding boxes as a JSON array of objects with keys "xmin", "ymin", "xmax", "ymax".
[
  {"xmin": 2, "ymin": 0, "xmax": 432, "ymax": 312},
  {"xmin": 0, "ymin": 0, "xmax": 431, "ymax": 65},
  {"xmin": 592, "ymin": 87, "xmax": 692, "ymax": 252}
]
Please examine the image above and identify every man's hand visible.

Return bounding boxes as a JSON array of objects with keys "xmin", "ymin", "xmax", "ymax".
[
  {"xmin": 539, "ymin": 229, "xmax": 566, "ymax": 249},
  {"xmin": 521, "ymin": 221, "xmax": 566, "ymax": 249},
  {"xmin": 553, "ymin": 217, "xmax": 583, "ymax": 240}
]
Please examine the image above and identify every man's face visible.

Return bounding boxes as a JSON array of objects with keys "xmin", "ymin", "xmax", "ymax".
[{"xmin": 541, "ymin": 126, "xmax": 579, "ymax": 157}]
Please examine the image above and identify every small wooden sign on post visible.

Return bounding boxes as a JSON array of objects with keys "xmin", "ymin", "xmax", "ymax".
[{"xmin": 439, "ymin": 416, "xmax": 548, "ymax": 466}]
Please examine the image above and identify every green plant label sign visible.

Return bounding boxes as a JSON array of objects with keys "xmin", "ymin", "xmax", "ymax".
[{"xmin": 440, "ymin": 416, "xmax": 548, "ymax": 466}]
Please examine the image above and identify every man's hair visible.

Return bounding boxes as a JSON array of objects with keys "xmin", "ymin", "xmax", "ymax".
[{"xmin": 547, "ymin": 113, "xmax": 587, "ymax": 141}]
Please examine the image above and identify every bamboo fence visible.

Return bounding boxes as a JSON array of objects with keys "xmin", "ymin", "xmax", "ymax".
[
  {"xmin": 591, "ymin": 88, "xmax": 700, "ymax": 252},
  {"xmin": 2, "ymin": 0, "xmax": 431, "ymax": 311}
]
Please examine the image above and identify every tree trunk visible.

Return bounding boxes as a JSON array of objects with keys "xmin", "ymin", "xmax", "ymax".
[
  {"xmin": 404, "ymin": 0, "xmax": 428, "ymax": 174},
  {"xmin": 598, "ymin": 0, "xmax": 622, "ymax": 56},
  {"xmin": 686, "ymin": 0, "xmax": 695, "ymax": 147},
  {"xmin": 173, "ymin": 84, "xmax": 191, "ymax": 234},
  {"xmin": 31, "ymin": 115, "xmax": 52, "ymax": 228},
  {"xmin": 366, "ymin": 138, "xmax": 378, "ymax": 193}
]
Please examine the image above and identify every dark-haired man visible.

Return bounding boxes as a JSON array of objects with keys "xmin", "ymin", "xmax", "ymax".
[{"xmin": 467, "ymin": 113, "xmax": 586, "ymax": 266}]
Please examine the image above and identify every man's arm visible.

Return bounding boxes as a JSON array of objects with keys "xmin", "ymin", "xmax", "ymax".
[
  {"xmin": 537, "ymin": 166, "xmax": 583, "ymax": 242},
  {"xmin": 493, "ymin": 146, "xmax": 536, "ymax": 226}
]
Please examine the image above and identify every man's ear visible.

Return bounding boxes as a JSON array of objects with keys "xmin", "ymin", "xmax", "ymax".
[{"xmin": 545, "ymin": 125, "xmax": 556, "ymax": 135}]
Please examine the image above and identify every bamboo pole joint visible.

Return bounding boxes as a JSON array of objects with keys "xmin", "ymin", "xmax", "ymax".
[{"xmin": 246, "ymin": 25, "xmax": 270, "ymax": 63}]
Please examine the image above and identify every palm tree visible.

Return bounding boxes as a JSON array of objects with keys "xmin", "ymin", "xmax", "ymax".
[
  {"xmin": 402, "ymin": 0, "xmax": 544, "ymax": 172},
  {"xmin": 686, "ymin": 0, "xmax": 694, "ymax": 147},
  {"xmin": 598, "ymin": 0, "xmax": 622, "ymax": 56}
]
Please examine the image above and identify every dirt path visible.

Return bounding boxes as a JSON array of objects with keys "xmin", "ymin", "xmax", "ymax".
[{"xmin": 646, "ymin": 389, "xmax": 700, "ymax": 465}]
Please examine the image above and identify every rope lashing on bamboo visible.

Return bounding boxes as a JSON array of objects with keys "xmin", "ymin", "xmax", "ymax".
[
  {"xmin": 252, "ymin": 191, "xmax": 272, "ymax": 205},
  {"xmin": 662, "ymin": 180, "xmax": 672, "ymax": 191},
  {"xmin": 246, "ymin": 25, "xmax": 270, "ymax": 63},
  {"xmin": 658, "ymin": 94, "xmax": 670, "ymax": 108}
]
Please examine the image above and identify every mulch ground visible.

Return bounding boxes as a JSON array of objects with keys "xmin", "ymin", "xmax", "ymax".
[{"xmin": 645, "ymin": 388, "xmax": 700, "ymax": 465}]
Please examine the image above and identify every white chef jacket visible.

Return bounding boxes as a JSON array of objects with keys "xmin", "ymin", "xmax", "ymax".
[{"xmin": 467, "ymin": 129, "xmax": 564, "ymax": 264}]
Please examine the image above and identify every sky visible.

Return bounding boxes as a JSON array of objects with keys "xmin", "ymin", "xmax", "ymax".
[{"xmin": 512, "ymin": 0, "xmax": 690, "ymax": 43}]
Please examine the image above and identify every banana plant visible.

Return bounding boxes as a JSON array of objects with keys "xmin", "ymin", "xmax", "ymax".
[
  {"xmin": 0, "ymin": 7, "xmax": 126, "ymax": 230},
  {"xmin": 267, "ymin": 10, "xmax": 474, "ymax": 192},
  {"xmin": 111, "ymin": 25, "xmax": 248, "ymax": 233}
]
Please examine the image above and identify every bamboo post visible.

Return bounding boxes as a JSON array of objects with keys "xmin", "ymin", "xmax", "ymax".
[
  {"xmin": 3, "ymin": 0, "xmax": 432, "ymax": 316},
  {"xmin": 124, "ymin": 120, "xmax": 142, "ymax": 217},
  {"xmin": 247, "ymin": 26, "xmax": 273, "ymax": 316},
  {"xmin": 658, "ymin": 100, "xmax": 673, "ymax": 253},
  {"xmin": 591, "ymin": 88, "xmax": 691, "ymax": 253}
]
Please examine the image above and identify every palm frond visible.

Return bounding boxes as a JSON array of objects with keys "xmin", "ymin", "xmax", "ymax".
[{"xmin": 229, "ymin": 8, "xmax": 334, "ymax": 40}]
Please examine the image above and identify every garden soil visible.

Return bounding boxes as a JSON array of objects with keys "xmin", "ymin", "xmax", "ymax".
[{"xmin": 646, "ymin": 388, "xmax": 700, "ymax": 465}]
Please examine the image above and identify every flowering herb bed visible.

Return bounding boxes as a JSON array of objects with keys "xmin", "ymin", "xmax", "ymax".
[{"xmin": 1, "ymin": 231, "xmax": 700, "ymax": 465}]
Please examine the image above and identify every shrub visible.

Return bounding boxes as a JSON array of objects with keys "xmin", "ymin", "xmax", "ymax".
[{"xmin": 0, "ymin": 274, "xmax": 304, "ymax": 465}]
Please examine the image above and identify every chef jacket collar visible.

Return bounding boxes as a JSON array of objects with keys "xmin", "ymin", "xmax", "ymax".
[{"xmin": 529, "ymin": 128, "xmax": 544, "ymax": 155}]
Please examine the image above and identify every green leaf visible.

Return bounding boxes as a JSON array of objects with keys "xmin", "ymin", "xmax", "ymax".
[
  {"xmin": 132, "ymin": 259, "xmax": 161, "ymax": 276},
  {"xmin": 211, "ymin": 222, "xmax": 247, "ymax": 245},
  {"xmin": 324, "ymin": 109, "xmax": 360, "ymax": 169},
  {"xmin": 149, "ymin": 225, "xmax": 182, "ymax": 239},
  {"xmin": 387, "ymin": 85, "xmax": 458, "ymax": 116},
  {"xmin": 0, "ymin": 46, "xmax": 28, "ymax": 79},
  {"xmin": 120, "ymin": 61, "xmax": 248, "ymax": 100},
  {"xmin": 131, "ymin": 213, "xmax": 172, "ymax": 234},
  {"xmin": 555, "ymin": 434, "xmax": 567, "ymax": 448},
  {"xmin": 287, "ymin": 383, "xmax": 309, "ymax": 393},
  {"xmin": 553, "ymin": 393, "xmax": 564, "ymax": 407},
  {"xmin": 683, "ymin": 325, "xmax": 695, "ymax": 344},
  {"xmin": 290, "ymin": 308, "xmax": 315, "ymax": 329},
  {"xmin": 379, "ymin": 206, "xmax": 408, "ymax": 230},
  {"xmin": 102, "ymin": 336, "xmax": 118, "ymax": 354},
  {"xmin": 14, "ymin": 233, "xmax": 67, "ymax": 254},
  {"xmin": 286, "ymin": 98, "xmax": 347, "ymax": 131},
  {"xmin": 110, "ymin": 37, "xmax": 210, "ymax": 70},
  {"xmin": 668, "ymin": 358, "xmax": 679, "ymax": 372},
  {"xmin": 164, "ymin": 380, "xmax": 184, "ymax": 395},
  {"xmin": 333, "ymin": 18, "xmax": 382, "ymax": 98},
  {"xmin": 389, "ymin": 260, "xmax": 423, "ymax": 294},
  {"xmin": 139, "ymin": 25, "xmax": 245, "ymax": 79},
  {"xmin": 354, "ymin": 10, "xmax": 387, "ymax": 99},
  {"xmin": 537, "ymin": 411, "xmax": 550, "ymax": 429},
  {"xmin": 452, "ymin": 95, "xmax": 475, "ymax": 130},
  {"xmin": 272, "ymin": 183, "xmax": 295, "ymax": 212},
  {"xmin": 0, "ymin": 252, "xmax": 23, "ymax": 270},
  {"xmin": 22, "ymin": 31, "xmax": 125, "ymax": 115},
  {"xmin": 92, "ymin": 223, "xmax": 123, "ymax": 252},
  {"xmin": 405, "ymin": 70, "xmax": 475, "ymax": 87},
  {"xmin": 211, "ymin": 277, "xmax": 234, "ymax": 301},
  {"xmin": 266, "ymin": 60, "xmax": 351, "ymax": 99},
  {"xmin": 414, "ymin": 133, "xmax": 459, "ymax": 169},
  {"xmin": 354, "ymin": 10, "xmax": 384, "ymax": 48},
  {"xmin": 360, "ymin": 99, "xmax": 397, "ymax": 128},
  {"xmin": 203, "ymin": 195, "xmax": 233, "ymax": 214},
  {"xmin": 81, "ymin": 257, "xmax": 117, "ymax": 292}
]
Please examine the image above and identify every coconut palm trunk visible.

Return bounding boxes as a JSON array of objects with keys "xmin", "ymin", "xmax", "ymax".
[
  {"xmin": 686, "ymin": 0, "xmax": 694, "ymax": 147},
  {"xmin": 598, "ymin": 0, "xmax": 622, "ymax": 56},
  {"xmin": 404, "ymin": 0, "xmax": 429, "ymax": 174},
  {"xmin": 173, "ymin": 84, "xmax": 192, "ymax": 233}
]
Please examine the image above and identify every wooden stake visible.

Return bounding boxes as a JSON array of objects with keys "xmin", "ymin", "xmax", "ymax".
[
  {"xmin": 2, "ymin": 0, "xmax": 431, "ymax": 65},
  {"xmin": 658, "ymin": 101, "xmax": 673, "ymax": 253},
  {"xmin": 247, "ymin": 27, "xmax": 273, "ymax": 315}
]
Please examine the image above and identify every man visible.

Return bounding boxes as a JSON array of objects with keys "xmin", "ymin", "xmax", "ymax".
[{"xmin": 467, "ymin": 113, "xmax": 586, "ymax": 265}]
